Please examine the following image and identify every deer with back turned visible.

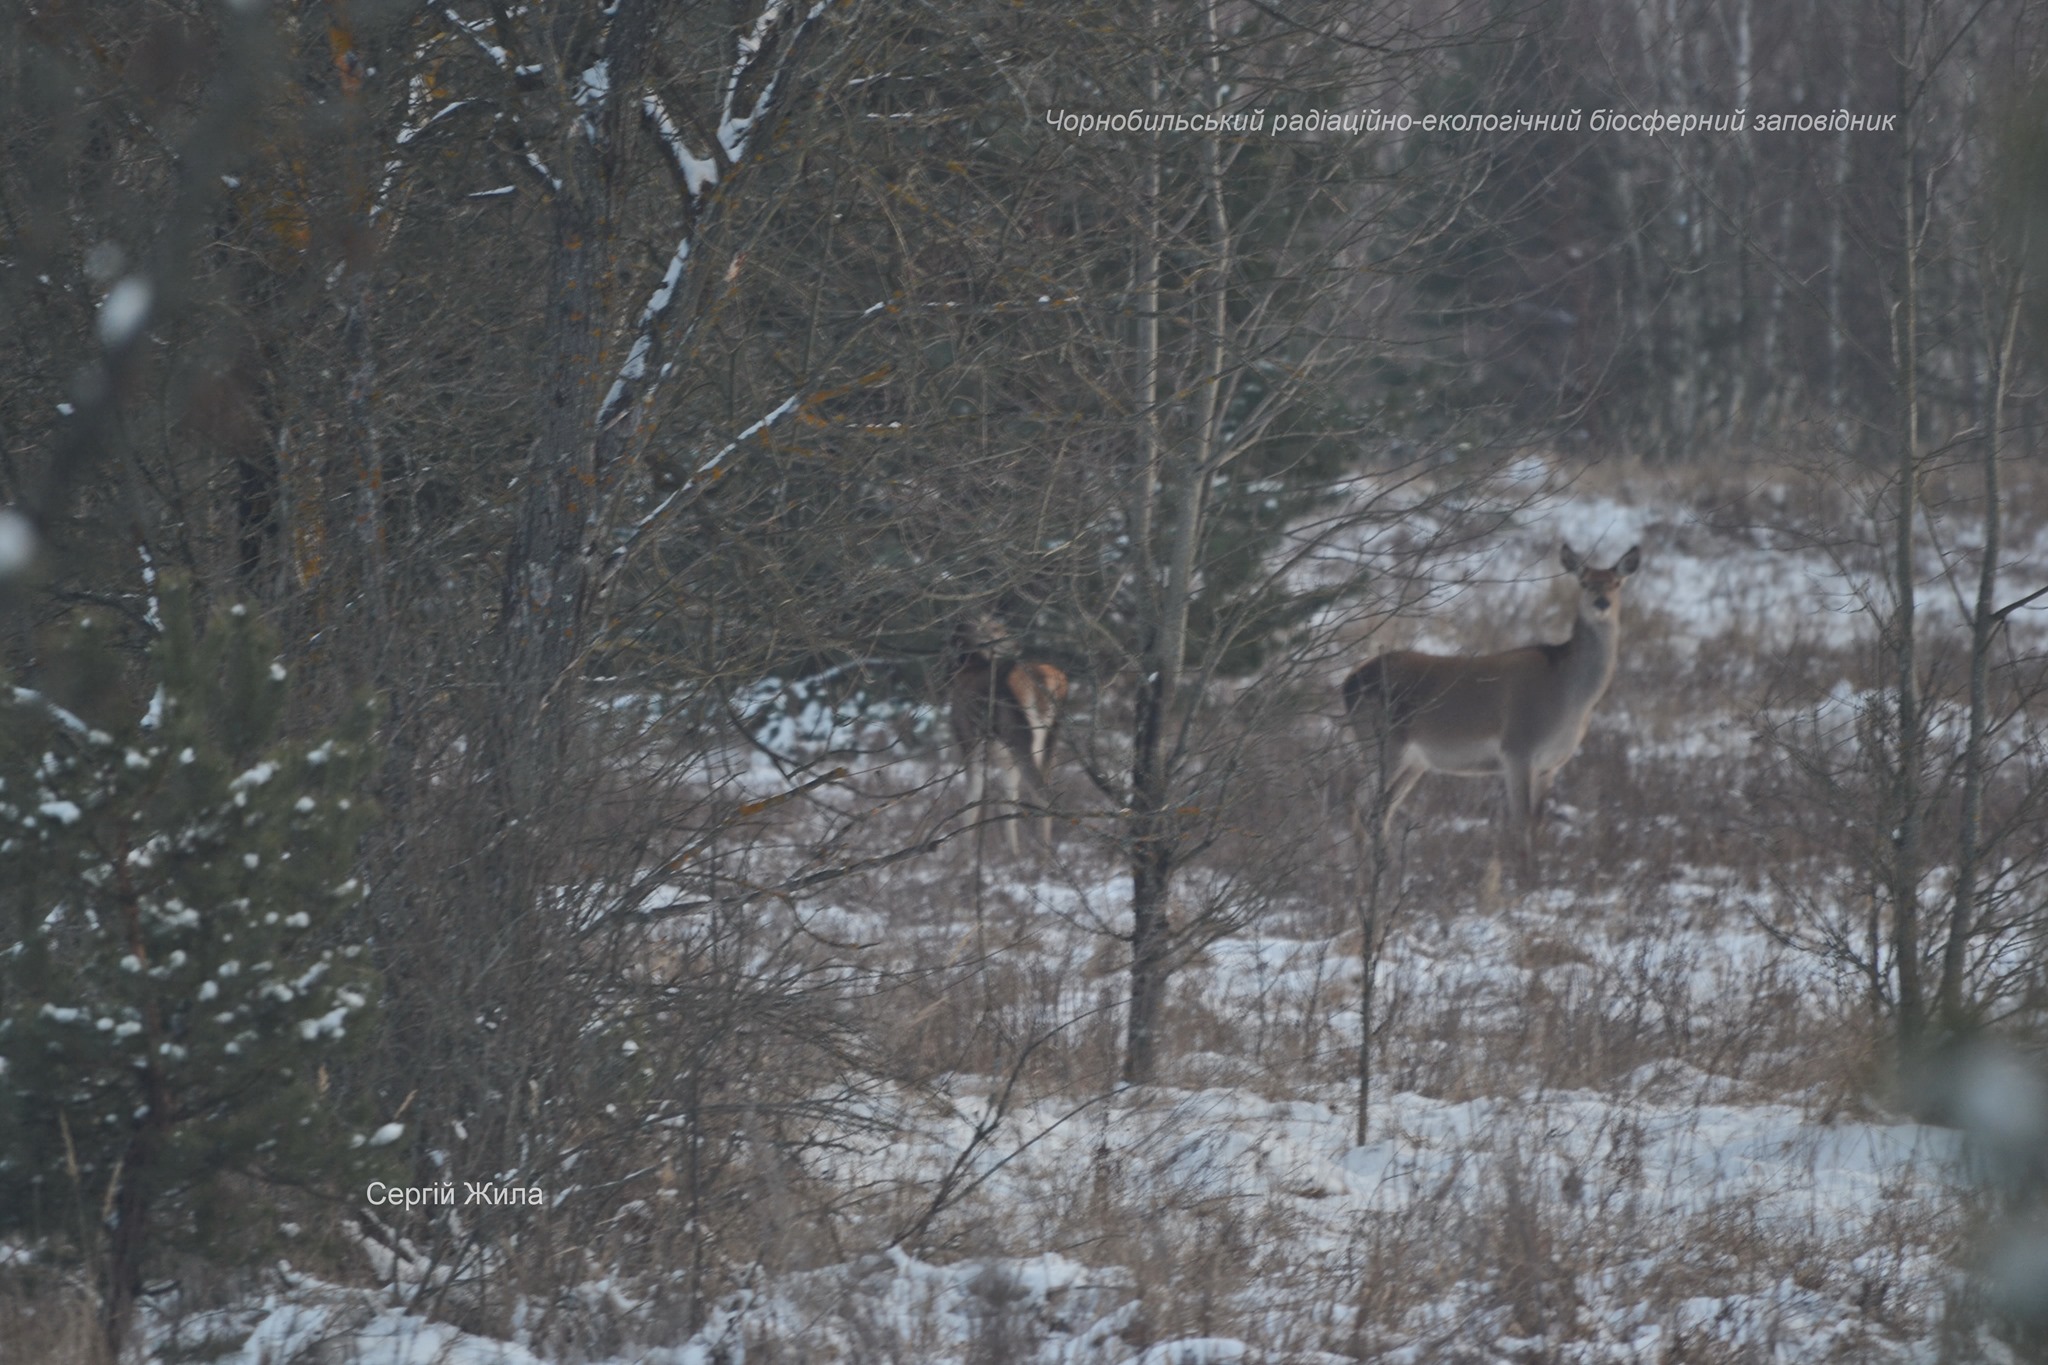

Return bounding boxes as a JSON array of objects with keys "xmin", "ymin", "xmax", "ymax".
[
  {"xmin": 1342, "ymin": 543, "xmax": 1641, "ymax": 881},
  {"xmin": 949, "ymin": 616, "xmax": 1069, "ymax": 853}
]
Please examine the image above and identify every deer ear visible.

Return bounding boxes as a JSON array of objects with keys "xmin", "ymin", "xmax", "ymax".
[
  {"xmin": 1559, "ymin": 543, "xmax": 1583, "ymax": 574},
  {"xmin": 1614, "ymin": 545, "xmax": 1642, "ymax": 577}
]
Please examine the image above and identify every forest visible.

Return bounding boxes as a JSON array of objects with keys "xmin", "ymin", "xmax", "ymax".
[{"xmin": 4, "ymin": 0, "xmax": 2048, "ymax": 1360}]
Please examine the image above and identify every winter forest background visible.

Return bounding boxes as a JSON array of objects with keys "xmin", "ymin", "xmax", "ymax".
[{"xmin": 6, "ymin": 0, "xmax": 2048, "ymax": 1360}]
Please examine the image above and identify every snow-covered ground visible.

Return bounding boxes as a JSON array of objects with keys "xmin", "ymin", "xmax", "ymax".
[{"xmin": 126, "ymin": 459, "xmax": 2048, "ymax": 1363}]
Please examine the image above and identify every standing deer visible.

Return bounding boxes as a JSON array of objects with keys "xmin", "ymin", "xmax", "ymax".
[
  {"xmin": 1342, "ymin": 543, "xmax": 1642, "ymax": 879},
  {"xmin": 949, "ymin": 616, "xmax": 1069, "ymax": 853}
]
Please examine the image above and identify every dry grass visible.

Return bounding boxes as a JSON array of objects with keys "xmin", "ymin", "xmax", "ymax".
[
  {"xmin": 13, "ymin": 456, "xmax": 2030, "ymax": 1363},
  {"xmin": 545, "ymin": 456, "xmax": 2023, "ymax": 1360},
  {"xmin": 723, "ymin": 455, "xmax": 2004, "ymax": 1361},
  {"xmin": 0, "ymin": 1266, "xmax": 99, "ymax": 1365}
]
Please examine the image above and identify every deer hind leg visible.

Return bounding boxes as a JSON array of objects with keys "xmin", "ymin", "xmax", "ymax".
[
  {"xmin": 963, "ymin": 737, "xmax": 987, "ymax": 831},
  {"xmin": 1026, "ymin": 711, "xmax": 1060, "ymax": 849},
  {"xmin": 996, "ymin": 744, "xmax": 1025, "ymax": 855}
]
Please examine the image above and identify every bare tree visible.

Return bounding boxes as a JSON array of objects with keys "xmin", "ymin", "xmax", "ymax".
[
  {"xmin": 1749, "ymin": 0, "xmax": 2048, "ymax": 1055},
  {"xmin": 1007, "ymin": 2, "xmax": 1522, "ymax": 1085}
]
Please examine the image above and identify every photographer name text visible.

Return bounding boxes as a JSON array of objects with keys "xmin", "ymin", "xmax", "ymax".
[{"xmin": 365, "ymin": 1180, "xmax": 546, "ymax": 1208}]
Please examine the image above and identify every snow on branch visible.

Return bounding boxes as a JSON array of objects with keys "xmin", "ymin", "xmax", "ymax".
[
  {"xmin": 394, "ymin": 97, "xmax": 476, "ymax": 146},
  {"xmin": 598, "ymin": 239, "xmax": 692, "ymax": 424},
  {"xmin": 717, "ymin": 1, "xmax": 829, "ymax": 161},
  {"xmin": 643, "ymin": 94, "xmax": 719, "ymax": 198},
  {"xmin": 519, "ymin": 149, "xmax": 562, "ymax": 191},
  {"xmin": 375, "ymin": 44, "xmax": 487, "ymax": 222},
  {"xmin": 439, "ymin": 6, "xmax": 511, "ymax": 68},
  {"xmin": 137, "ymin": 538, "xmax": 163, "ymax": 633},
  {"xmin": 695, "ymin": 392, "xmax": 803, "ymax": 480},
  {"xmin": 595, "ymin": 390, "xmax": 806, "ymax": 593},
  {"xmin": 11, "ymin": 687, "xmax": 92, "ymax": 737},
  {"xmin": 860, "ymin": 293, "xmax": 1083, "ymax": 318},
  {"xmin": 632, "ymin": 393, "xmax": 801, "ymax": 529},
  {"xmin": 594, "ymin": 0, "xmax": 827, "ymax": 432}
]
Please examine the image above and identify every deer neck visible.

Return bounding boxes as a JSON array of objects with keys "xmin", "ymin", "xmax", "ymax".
[{"xmin": 1557, "ymin": 605, "xmax": 1620, "ymax": 706}]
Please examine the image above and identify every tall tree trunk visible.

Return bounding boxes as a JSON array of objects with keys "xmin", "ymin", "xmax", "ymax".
[
  {"xmin": 1940, "ymin": 251, "xmax": 2025, "ymax": 1026},
  {"xmin": 1826, "ymin": 6, "xmax": 1858, "ymax": 431},
  {"xmin": 1355, "ymin": 718, "xmax": 1394, "ymax": 1145},
  {"xmin": 1888, "ymin": 0, "xmax": 1926, "ymax": 1046},
  {"xmin": 99, "ymin": 1073, "xmax": 170, "ymax": 1363},
  {"xmin": 102, "ymin": 1140, "xmax": 148, "ymax": 1361},
  {"xmin": 1124, "ymin": 684, "xmax": 1174, "ymax": 1083},
  {"xmin": 502, "ymin": 181, "xmax": 608, "ymax": 756},
  {"xmin": 1123, "ymin": 2, "xmax": 1167, "ymax": 1087},
  {"xmin": 1125, "ymin": 0, "xmax": 1231, "ymax": 1084},
  {"xmin": 1133, "ymin": 2, "xmax": 1163, "ymax": 605},
  {"xmin": 498, "ymin": 0, "xmax": 665, "ymax": 765},
  {"xmin": 1727, "ymin": 0, "xmax": 1754, "ymax": 439}
]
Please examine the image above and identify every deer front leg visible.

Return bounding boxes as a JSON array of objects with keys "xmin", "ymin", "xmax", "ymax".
[
  {"xmin": 1503, "ymin": 753, "xmax": 1539, "ymax": 885},
  {"xmin": 1379, "ymin": 761, "xmax": 1426, "ymax": 849},
  {"xmin": 1349, "ymin": 754, "xmax": 1423, "ymax": 871}
]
